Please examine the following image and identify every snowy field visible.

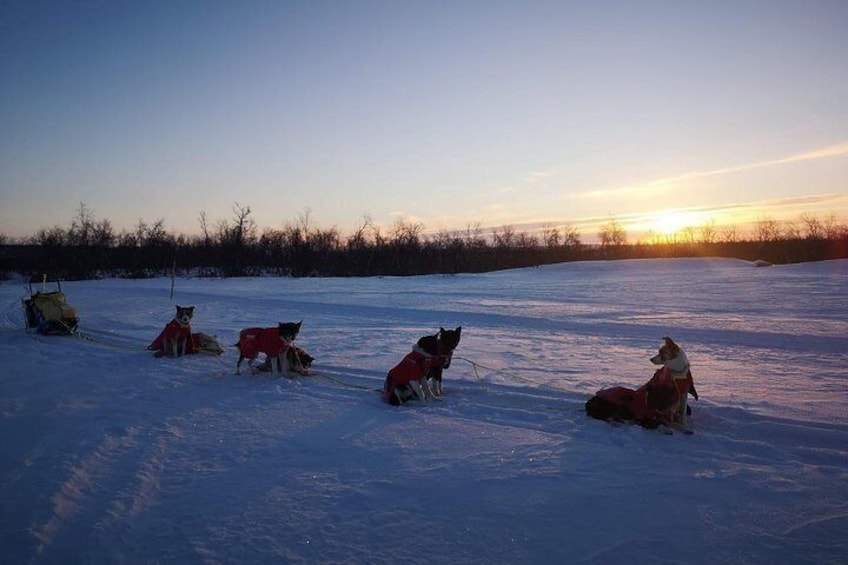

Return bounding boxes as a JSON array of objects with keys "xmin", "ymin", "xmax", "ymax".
[{"xmin": 1, "ymin": 257, "xmax": 846, "ymax": 564}]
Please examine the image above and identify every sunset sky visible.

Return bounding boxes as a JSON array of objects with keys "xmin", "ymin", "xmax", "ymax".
[{"xmin": 2, "ymin": 0, "xmax": 847, "ymax": 242}]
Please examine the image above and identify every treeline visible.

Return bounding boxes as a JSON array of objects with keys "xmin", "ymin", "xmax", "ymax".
[{"xmin": 1, "ymin": 204, "xmax": 847, "ymax": 280}]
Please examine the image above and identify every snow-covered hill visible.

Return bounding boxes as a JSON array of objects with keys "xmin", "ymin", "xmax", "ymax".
[{"xmin": 2, "ymin": 258, "xmax": 846, "ymax": 563}]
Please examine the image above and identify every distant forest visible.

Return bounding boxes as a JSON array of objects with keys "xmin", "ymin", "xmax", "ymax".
[{"xmin": 1, "ymin": 203, "xmax": 847, "ymax": 280}]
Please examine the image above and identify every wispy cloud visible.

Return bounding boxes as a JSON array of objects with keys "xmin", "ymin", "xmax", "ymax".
[
  {"xmin": 579, "ymin": 142, "xmax": 848, "ymax": 200},
  {"xmin": 426, "ymin": 192, "xmax": 848, "ymax": 241},
  {"xmin": 477, "ymin": 169, "xmax": 558, "ymax": 199}
]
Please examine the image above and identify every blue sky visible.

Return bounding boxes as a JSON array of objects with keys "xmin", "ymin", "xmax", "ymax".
[{"xmin": 2, "ymin": 0, "xmax": 847, "ymax": 241}]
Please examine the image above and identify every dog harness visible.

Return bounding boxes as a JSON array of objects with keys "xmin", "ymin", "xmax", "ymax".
[{"xmin": 671, "ymin": 369, "xmax": 697, "ymax": 400}]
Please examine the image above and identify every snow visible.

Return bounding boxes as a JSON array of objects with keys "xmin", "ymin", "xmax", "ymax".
[{"xmin": 1, "ymin": 257, "xmax": 847, "ymax": 564}]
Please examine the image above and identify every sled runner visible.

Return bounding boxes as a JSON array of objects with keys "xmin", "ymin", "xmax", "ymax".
[{"xmin": 22, "ymin": 277, "xmax": 80, "ymax": 336}]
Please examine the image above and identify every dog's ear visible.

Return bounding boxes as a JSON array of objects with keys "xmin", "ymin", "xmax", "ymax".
[
  {"xmin": 296, "ymin": 320, "xmax": 302, "ymax": 330},
  {"xmin": 663, "ymin": 337, "xmax": 681, "ymax": 355},
  {"xmin": 455, "ymin": 326, "xmax": 462, "ymax": 336}
]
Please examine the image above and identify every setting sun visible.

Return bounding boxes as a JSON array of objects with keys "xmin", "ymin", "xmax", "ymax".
[{"xmin": 648, "ymin": 210, "xmax": 707, "ymax": 235}]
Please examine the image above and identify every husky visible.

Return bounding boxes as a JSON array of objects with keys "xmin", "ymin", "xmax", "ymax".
[
  {"xmin": 235, "ymin": 321, "xmax": 304, "ymax": 375},
  {"xmin": 649, "ymin": 337, "xmax": 699, "ymax": 425},
  {"xmin": 255, "ymin": 345, "xmax": 314, "ymax": 375},
  {"xmin": 383, "ymin": 326, "xmax": 462, "ymax": 405},
  {"xmin": 148, "ymin": 306, "xmax": 196, "ymax": 357},
  {"xmin": 417, "ymin": 326, "xmax": 462, "ymax": 398}
]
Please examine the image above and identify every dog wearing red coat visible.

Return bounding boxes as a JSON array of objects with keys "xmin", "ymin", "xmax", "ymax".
[
  {"xmin": 383, "ymin": 326, "xmax": 462, "ymax": 405},
  {"xmin": 649, "ymin": 337, "xmax": 699, "ymax": 426},
  {"xmin": 148, "ymin": 306, "xmax": 199, "ymax": 357},
  {"xmin": 585, "ymin": 337, "xmax": 699, "ymax": 431},
  {"xmin": 235, "ymin": 321, "xmax": 304, "ymax": 375}
]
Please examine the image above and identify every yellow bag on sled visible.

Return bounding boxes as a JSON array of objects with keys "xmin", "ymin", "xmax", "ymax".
[{"xmin": 23, "ymin": 279, "xmax": 80, "ymax": 335}]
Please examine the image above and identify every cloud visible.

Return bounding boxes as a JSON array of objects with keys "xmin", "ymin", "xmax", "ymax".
[
  {"xmin": 523, "ymin": 170, "xmax": 556, "ymax": 187},
  {"xmin": 784, "ymin": 142, "xmax": 848, "ymax": 163},
  {"xmin": 578, "ymin": 142, "xmax": 848, "ymax": 200},
  {"xmin": 428, "ymin": 192, "xmax": 848, "ymax": 243}
]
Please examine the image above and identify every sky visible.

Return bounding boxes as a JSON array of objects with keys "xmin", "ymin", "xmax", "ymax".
[{"xmin": 1, "ymin": 0, "xmax": 847, "ymax": 242}]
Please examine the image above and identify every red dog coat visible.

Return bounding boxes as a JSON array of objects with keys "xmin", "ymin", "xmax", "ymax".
[
  {"xmin": 237, "ymin": 327, "xmax": 290, "ymax": 360},
  {"xmin": 382, "ymin": 347, "xmax": 448, "ymax": 403},
  {"xmin": 148, "ymin": 320, "xmax": 200, "ymax": 354}
]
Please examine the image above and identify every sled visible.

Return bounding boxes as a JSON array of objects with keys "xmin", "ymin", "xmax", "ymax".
[{"xmin": 22, "ymin": 277, "xmax": 80, "ymax": 336}]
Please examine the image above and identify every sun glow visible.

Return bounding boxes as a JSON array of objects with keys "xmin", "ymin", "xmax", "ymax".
[{"xmin": 648, "ymin": 210, "xmax": 706, "ymax": 235}]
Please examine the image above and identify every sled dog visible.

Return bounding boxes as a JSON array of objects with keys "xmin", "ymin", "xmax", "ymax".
[
  {"xmin": 235, "ymin": 321, "xmax": 304, "ymax": 374},
  {"xmin": 148, "ymin": 305, "xmax": 196, "ymax": 357},
  {"xmin": 417, "ymin": 326, "xmax": 462, "ymax": 397},
  {"xmin": 255, "ymin": 345, "xmax": 314, "ymax": 375},
  {"xmin": 649, "ymin": 337, "xmax": 699, "ymax": 425},
  {"xmin": 383, "ymin": 326, "xmax": 462, "ymax": 405}
]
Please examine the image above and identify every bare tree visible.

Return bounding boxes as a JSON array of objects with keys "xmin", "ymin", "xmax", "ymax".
[
  {"xmin": 698, "ymin": 219, "xmax": 718, "ymax": 244},
  {"xmin": 783, "ymin": 220, "xmax": 802, "ymax": 240},
  {"xmin": 464, "ymin": 222, "xmax": 487, "ymax": 250},
  {"xmin": 297, "ymin": 208, "xmax": 313, "ymax": 238},
  {"xmin": 370, "ymin": 220, "xmax": 386, "ymax": 248},
  {"xmin": 492, "ymin": 225, "xmax": 516, "ymax": 248},
  {"xmin": 346, "ymin": 216, "xmax": 374, "ymax": 250},
  {"xmin": 822, "ymin": 213, "xmax": 841, "ymax": 240},
  {"xmin": 755, "ymin": 216, "xmax": 781, "ymax": 243},
  {"xmin": 391, "ymin": 218, "xmax": 423, "ymax": 248},
  {"xmin": 515, "ymin": 231, "xmax": 538, "ymax": 248},
  {"xmin": 680, "ymin": 226, "xmax": 697, "ymax": 245},
  {"xmin": 542, "ymin": 225, "xmax": 560, "ymax": 247},
  {"xmin": 144, "ymin": 219, "xmax": 170, "ymax": 246},
  {"xmin": 561, "ymin": 224, "xmax": 581, "ymax": 250},
  {"xmin": 310, "ymin": 226, "xmax": 340, "ymax": 253},
  {"xmin": 68, "ymin": 202, "xmax": 95, "ymax": 246},
  {"xmin": 231, "ymin": 202, "xmax": 256, "ymax": 247},
  {"xmin": 92, "ymin": 218, "xmax": 115, "ymax": 247},
  {"xmin": 430, "ymin": 229, "xmax": 457, "ymax": 250},
  {"xmin": 33, "ymin": 226, "xmax": 66, "ymax": 246},
  {"xmin": 199, "ymin": 211, "xmax": 211, "ymax": 246},
  {"xmin": 598, "ymin": 217, "xmax": 626, "ymax": 249},
  {"xmin": 134, "ymin": 219, "xmax": 149, "ymax": 246},
  {"xmin": 720, "ymin": 225, "xmax": 739, "ymax": 243},
  {"xmin": 799, "ymin": 212, "xmax": 822, "ymax": 240}
]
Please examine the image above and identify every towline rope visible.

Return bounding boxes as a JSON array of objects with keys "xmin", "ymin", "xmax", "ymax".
[
  {"xmin": 453, "ymin": 356, "xmax": 552, "ymax": 388},
  {"xmin": 314, "ymin": 373, "xmax": 382, "ymax": 392}
]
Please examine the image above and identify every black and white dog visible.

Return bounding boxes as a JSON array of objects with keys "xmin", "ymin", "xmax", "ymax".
[
  {"xmin": 418, "ymin": 326, "xmax": 462, "ymax": 398},
  {"xmin": 148, "ymin": 305, "xmax": 196, "ymax": 357},
  {"xmin": 383, "ymin": 326, "xmax": 463, "ymax": 405},
  {"xmin": 235, "ymin": 321, "xmax": 314, "ymax": 375}
]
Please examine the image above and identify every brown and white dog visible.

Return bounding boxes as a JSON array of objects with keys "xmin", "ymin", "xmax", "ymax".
[
  {"xmin": 148, "ymin": 306, "xmax": 197, "ymax": 357},
  {"xmin": 649, "ymin": 337, "xmax": 699, "ymax": 425},
  {"xmin": 235, "ymin": 321, "xmax": 311, "ymax": 375}
]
